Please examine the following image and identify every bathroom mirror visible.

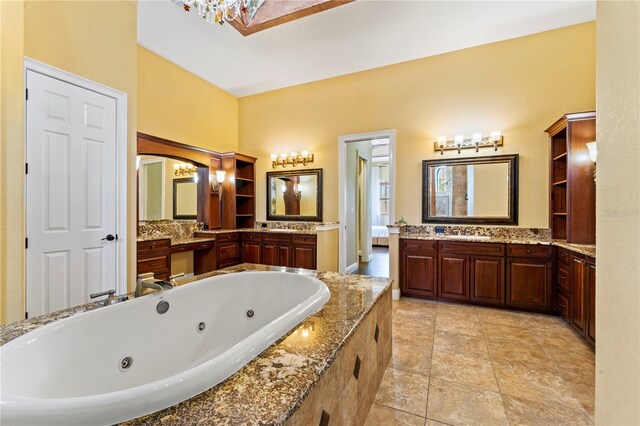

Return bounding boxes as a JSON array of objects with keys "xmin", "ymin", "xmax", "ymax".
[
  {"xmin": 138, "ymin": 155, "xmax": 199, "ymax": 221},
  {"xmin": 266, "ymin": 169, "xmax": 323, "ymax": 222},
  {"xmin": 422, "ymin": 154, "xmax": 518, "ymax": 225}
]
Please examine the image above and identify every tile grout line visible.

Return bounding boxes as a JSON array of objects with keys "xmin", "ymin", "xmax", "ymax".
[{"xmin": 478, "ymin": 308, "xmax": 513, "ymax": 426}]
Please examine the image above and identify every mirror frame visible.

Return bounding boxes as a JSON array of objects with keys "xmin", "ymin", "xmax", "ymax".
[
  {"xmin": 172, "ymin": 177, "xmax": 198, "ymax": 220},
  {"xmin": 266, "ymin": 168, "xmax": 323, "ymax": 222},
  {"xmin": 422, "ymin": 154, "xmax": 519, "ymax": 225}
]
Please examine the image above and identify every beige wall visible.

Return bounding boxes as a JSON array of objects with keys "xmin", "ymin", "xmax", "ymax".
[
  {"xmin": 0, "ymin": 1, "xmax": 138, "ymax": 324},
  {"xmin": 137, "ymin": 46, "xmax": 238, "ymax": 153},
  {"xmin": 238, "ymin": 22, "xmax": 596, "ymax": 227},
  {"xmin": 595, "ymin": 1, "xmax": 640, "ymax": 423},
  {"xmin": 0, "ymin": 0, "xmax": 26, "ymax": 324}
]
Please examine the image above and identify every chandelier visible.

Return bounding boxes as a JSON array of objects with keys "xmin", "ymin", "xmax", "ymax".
[{"xmin": 181, "ymin": 0, "xmax": 250, "ymax": 25}]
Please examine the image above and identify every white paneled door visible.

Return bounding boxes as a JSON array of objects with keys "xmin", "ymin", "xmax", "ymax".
[{"xmin": 26, "ymin": 70, "xmax": 118, "ymax": 317}]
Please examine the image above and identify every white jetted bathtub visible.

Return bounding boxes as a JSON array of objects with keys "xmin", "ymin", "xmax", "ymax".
[{"xmin": 0, "ymin": 271, "xmax": 330, "ymax": 425}]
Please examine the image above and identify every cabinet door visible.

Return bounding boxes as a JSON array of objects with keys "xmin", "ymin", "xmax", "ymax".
[
  {"xmin": 292, "ymin": 244, "xmax": 316, "ymax": 269},
  {"xmin": 401, "ymin": 249, "xmax": 437, "ymax": 299},
  {"xmin": 242, "ymin": 242, "xmax": 261, "ymax": 264},
  {"xmin": 470, "ymin": 256, "xmax": 505, "ymax": 306},
  {"xmin": 277, "ymin": 244, "xmax": 291, "ymax": 267},
  {"xmin": 506, "ymin": 258, "xmax": 552, "ymax": 311},
  {"xmin": 438, "ymin": 254, "xmax": 469, "ymax": 302},
  {"xmin": 261, "ymin": 243, "xmax": 278, "ymax": 266},
  {"xmin": 571, "ymin": 256, "xmax": 586, "ymax": 333},
  {"xmin": 586, "ymin": 261, "xmax": 596, "ymax": 345}
]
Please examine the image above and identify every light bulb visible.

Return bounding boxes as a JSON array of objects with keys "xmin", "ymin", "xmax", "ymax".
[
  {"xmin": 216, "ymin": 170, "xmax": 226, "ymax": 183},
  {"xmin": 454, "ymin": 134, "xmax": 464, "ymax": 145},
  {"xmin": 437, "ymin": 136, "xmax": 447, "ymax": 147},
  {"xmin": 270, "ymin": 153, "xmax": 277, "ymax": 161},
  {"xmin": 301, "ymin": 150, "xmax": 309, "ymax": 158},
  {"xmin": 174, "ymin": 163, "xmax": 180, "ymax": 170},
  {"xmin": 290, "ymin": 152, "xmax": 297, "ymax": 157},
  {"xmin": 280, "ymin": 152, "xmax": 287, "ymax": 159},
  {"xmin": 472, "ymin": 133, "xmax": 482, "ymax": 144},
  {"xmin": 491, "ymin": 130, "xmax": 502, "ymax": 142}
]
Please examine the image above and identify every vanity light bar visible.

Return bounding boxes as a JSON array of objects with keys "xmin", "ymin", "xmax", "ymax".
[
  {"xmin": 270, "ymin": 151, "xmax": 314, "ymax": 169},
  {"xmin": 434, "ymin": 131, "xmax": 503, "ymax": 155}
]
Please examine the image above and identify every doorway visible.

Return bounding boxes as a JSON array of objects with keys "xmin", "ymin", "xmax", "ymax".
[
  {"xmin": 24, "ymin": 59, "xmax": 128, "ymax": 318},
  {"xmin": 338, "ymin": 130, "xmax": 395, "ymax": 276}
]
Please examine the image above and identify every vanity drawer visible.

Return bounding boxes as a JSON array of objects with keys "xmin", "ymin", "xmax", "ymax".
[
  {"xmin": 217, "ymin": 232, "xmax": 239, "ymax": 243},
  {"xmin": 137, "ymin": 239, "xmax": 170, "ymax": 252},
  {"xmin": 218, "ymin": 242, "xmax": 240, "ymax": 261},
  {"xmin": 401, "ymin": 239, "xmax": 438, "ymax": 252},
  {"xmin": 558, "ymin": 265, "xmax": 571, "ymax": 293},
  {"xmin": 292, "ymin": 235, "xmax": 317, "ymax": 245},
  {"xmin": 557, "ymin": 248, "xmax": 571, "ymax": 266},
  {"xmin": 507, "ymin": 244, "xmax": 553, "ymax": 259},
  {"xmin": 439, "ymin": 241, "xmax": 505, "ymax": 256},
  {"xmin": 137, "ymin": 256, "xmax": 170, "ymax": 274},
  {"xmin": 558, "ymin": 291, "xmax": 571, "ymax": 321},
  {"xmin": 263, "ymin": 233, "xmax": 292, "ymax": 244},
  {"xmin": 241, "ymin": 232, "xmax": 263, "ymax": 242}
]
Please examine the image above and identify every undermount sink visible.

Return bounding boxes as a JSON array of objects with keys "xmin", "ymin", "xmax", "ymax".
[{"xmin": 445, "ymin": 235, "xmax": 492, "ymax": 241}]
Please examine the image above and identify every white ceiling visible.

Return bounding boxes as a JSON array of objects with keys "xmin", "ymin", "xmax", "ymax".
[{"xmin": 138, "ymin": 0, "xmax": 595, "ymax": 97}]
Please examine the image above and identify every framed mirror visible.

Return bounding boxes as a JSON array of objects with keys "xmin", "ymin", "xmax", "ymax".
[
  {"xmin": 422, "ymin": 154, "xmax": 518, "ymax": 225},
  {"xmin": 138, "ymin": 155, "xmax": 201, "ymax": 222},
  {"xmin": 267, "ymin": 169, "xmax": 323, "ymax": 222},
  {"xmin": 173, "ymin": 178, "xmax": 198, "ymax": 219}
]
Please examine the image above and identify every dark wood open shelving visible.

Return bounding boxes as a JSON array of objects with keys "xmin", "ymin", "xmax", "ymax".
[{"xmin": 545, "ymin": 112, "xmax": 596, "ymax": 243}]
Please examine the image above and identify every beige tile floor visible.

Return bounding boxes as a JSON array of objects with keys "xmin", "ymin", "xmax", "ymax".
[{"xmin": 364, "ymin": 298, "xmax": 595, "ymax": 426}]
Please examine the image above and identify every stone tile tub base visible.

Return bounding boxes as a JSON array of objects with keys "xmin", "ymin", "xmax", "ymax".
[{"xmin": 286, "ymin": 289, "xmax": 392, "ymax": 426}]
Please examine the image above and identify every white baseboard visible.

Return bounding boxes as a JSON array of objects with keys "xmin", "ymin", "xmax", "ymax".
[
  {"xmin": 392, "ymin": 289, "xmax": 400, "ymax": 300},
  {"xmin": 346, "ymin": 262, "xmax": 359, "ymax": 274}
]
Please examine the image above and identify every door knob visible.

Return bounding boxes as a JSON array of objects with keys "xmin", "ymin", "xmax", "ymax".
[{"xmin": 102, "ymin": 234, "xmax": 116, "ymax": 241}]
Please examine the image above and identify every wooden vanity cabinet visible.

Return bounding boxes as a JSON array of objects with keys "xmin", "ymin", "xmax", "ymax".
[
  {"xmin": 137, "ymin": 239, "xmax": 171, "ymax": 280},
  {"xmin": 400, "ymin": 240, "xmax": 437, "ymax": 299},
  {"xmin": 215, "ymin": 232, "xmax": 241, "ymax": 269},
  {"xmin": 241, "ymin": 232, "xmax": 262, "ymax": 264},
  {"xmin": 262, "ymin": 233, "xmax": 292, "ymax": 267},
  {"xmin": 438, "ymin": 253, "xmax": 470, "ymax": 303},
  {"xmin": 437, "ymin": 242, "xmax": 505, "ymax": 305},
  {"xmin": 291, "ymin": 235, "xmax": 317, "ymax": 270},
  {"xmin": 569, "ymin": 253, "xmax": 597, "ymax": 344},
  {"xmin": 506, "ymin": 244, "xmax": 553, "ymax": 312},
  {"xmin": 470, "ymin": 255, "xmax": 505, "ymax": 307}
]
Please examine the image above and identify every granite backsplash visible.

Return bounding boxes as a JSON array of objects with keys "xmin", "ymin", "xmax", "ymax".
[{"xmin": 396, "ymin": 224, "xmax": 553, "ymax": 241}]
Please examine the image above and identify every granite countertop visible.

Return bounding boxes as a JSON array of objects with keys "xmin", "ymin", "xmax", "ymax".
[
  {"xmin": 196, "ymin": 228, "xmax": 317, "ymax": 236},
  {"xmin": 400, "ymin": 234, "xmax": 596, "ymax": 258},
  {"xmin": 400, "ymin": 233, "xmax": 554, "ymax": 245},
  {"xmin": 0, "ymin": 265, "xmax": 392, "ymax": 425},
  {"xmin": 136, "ymin": 236, "xmax": 217, "ymax": 246},
  {"xmin": 553, "ymin": 241, "xmax": 596, "ymax": 258}
]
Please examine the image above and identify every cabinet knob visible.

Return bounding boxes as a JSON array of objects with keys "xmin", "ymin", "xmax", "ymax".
[{"xmin": 527, "ymin": 249, "xmax": 532, "ymax": 254}]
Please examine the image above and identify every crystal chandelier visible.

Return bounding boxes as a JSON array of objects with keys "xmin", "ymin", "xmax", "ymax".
[{"xmin": 181, "ymin": 0, "xmax": 249, "ymax": 25}]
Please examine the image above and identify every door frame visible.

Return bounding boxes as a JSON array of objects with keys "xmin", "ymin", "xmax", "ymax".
[
  {"xmin": 356, "ymin": 150, "xmax": 372, "ymax": 263},
  {"xmin": 338, "ymin": 129, "xmax": 395, "ymax": 273},
  {"xmin": 24, "ymin": 57, "xmax": 129, "ymax": 296},
  {"xmin": 139, "ymin": 157, "xmax": 166, "ymax": 220}
]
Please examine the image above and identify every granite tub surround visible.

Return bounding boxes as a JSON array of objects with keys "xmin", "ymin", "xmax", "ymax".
[{"xmin": 1, "ymin": 265, "xmax": 392, "ymax": 425}]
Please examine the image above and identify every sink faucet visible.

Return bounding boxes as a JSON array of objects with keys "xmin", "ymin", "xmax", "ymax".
[{"xmin": 135, "ymin": 273, "xmax": 173, "ymax": 297}]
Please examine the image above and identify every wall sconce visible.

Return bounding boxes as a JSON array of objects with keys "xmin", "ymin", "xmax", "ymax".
[
  {"xmin": 211, "ymin": 170, "xmax": 226, "ymax": 193},
  {"xmin": 174, "ymin": 162, "xmax": 197, "ymax": 177},
  {"xmin": 586, "ymin": 141, "xmax": 597, "ymax": 181},
  {"xmin": 270, "ymin": 150, "xmax": 314, "ymax": 169},
  {"xmin": 434, "ymin": 130, "xmax": 503, "ymax": 154}
]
